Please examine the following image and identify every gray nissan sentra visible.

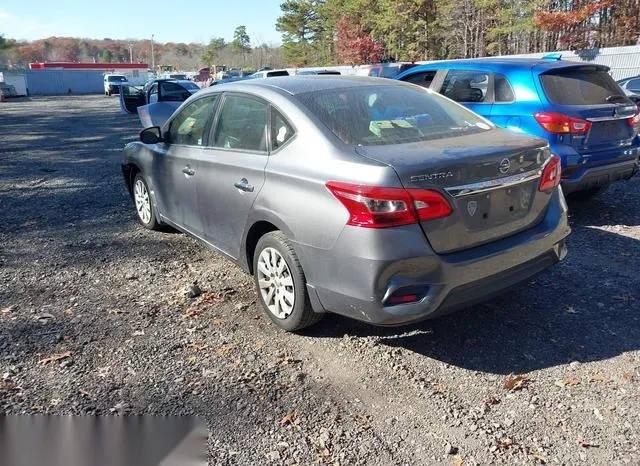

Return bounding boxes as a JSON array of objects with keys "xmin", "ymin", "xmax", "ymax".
[{"xmin": 121, "ymin": 76, "xmax": 571, "ymax": 331}]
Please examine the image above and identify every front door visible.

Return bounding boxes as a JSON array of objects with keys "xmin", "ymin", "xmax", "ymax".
[
  {"xmin": 195, "ymin": 93, "xmax": 270, "ymax": 258},
  {"xmin": 149, "ymin": 94, "xmax": 220, "ymax": 237}
]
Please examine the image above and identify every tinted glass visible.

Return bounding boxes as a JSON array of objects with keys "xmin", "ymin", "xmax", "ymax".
[
  {"xmin": 168, "ymin": 95, "xmax": 218, "ymax": 146},
  {"xmin": 441, "ymin": 70, "xmax": 489, "ymax": 103},
  {"xmin": 403, "ymin": 71, "xmax": 437, "ymax": 88},
  {"xmin": 628, "ymin": 78, "xmax": 640, "ymax": 91},
  {"xmin": 160, "ymin": 82, "xmax": 192, "ymax": 101},
  {"xmin": 181, "ymin": 81, "xmax": 201, "ymax": 91},
  {"xmin": 494, "ymin": 73, "xmax": 515, "ymax": 102},
  {"xmin": 540, "ymin": 68, "xmax": 624, "ymax": 105},
  {"xmin": 297, "ymin": 85, "xmax": 492, "ymax": 146},
  {"xmin": 266, "ymin": 70, "xmax": 289, "ymax": 77},
  {"xmin": 271, "ymin": 108, "xmax": 294, "ymax": 149},
  {"xmin": 213, "ymin": 95, "xmax": 268, "ymax": 152}
]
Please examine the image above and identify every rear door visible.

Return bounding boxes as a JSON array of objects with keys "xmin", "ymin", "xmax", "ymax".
[
  {"xmin": 438, "ymin": 69, "xmax": 494, "ymax": 117},
  {"xmin": 149, "ymin": 94, "xmax": 220, "ymax": 237},
  {"xmin": 195, "ymin": 93, "xmax": 269, "ymax": 258},
  {"xmin": 536, "ymin": 65, "xmax": 637, "ymax": 159}
]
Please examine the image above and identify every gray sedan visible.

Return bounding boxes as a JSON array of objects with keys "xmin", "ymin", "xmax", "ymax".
[{"xmin": 121, "ymin": 76, "xmax": 570, "ymax": 331}]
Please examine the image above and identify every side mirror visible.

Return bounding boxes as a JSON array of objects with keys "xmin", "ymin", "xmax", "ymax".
[{"xmin": 140, "ymin": 126, "xmax": 162, "ymax": 144}]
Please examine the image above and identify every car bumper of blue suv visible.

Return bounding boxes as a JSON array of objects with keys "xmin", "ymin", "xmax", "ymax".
[
  {"xmin": 557, "ymin": 146, "xmax": 640, "ymax": 194},
  {"xmin": 299, "ymin": 189, "xmax": 571, "ymax": 326}
]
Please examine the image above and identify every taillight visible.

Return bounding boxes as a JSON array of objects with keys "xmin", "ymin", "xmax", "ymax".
[
  {"xmin": 539, "ymin": 155, "xmax": 562, "ymax": 193},
  {"xmin": 534, "ymin": 112, "xmax": 592, "ymax": 134},
  {"xmin": 628, "ymin": 112, "xmax": 640, "ymax": 127},
  {"xmin": 325, "ymin": 181, "xmax": 452, "ymax": 228}
]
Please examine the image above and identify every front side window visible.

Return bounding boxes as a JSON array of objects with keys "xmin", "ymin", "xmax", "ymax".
[
  {"xmin": 168, "ymin": 95, "xmax": 219, "ymax": 146},
  {"xmin": 297, "ymin": 85, "xmax": 493, "ymax": 146},
  {"xmin": 441, "ymin": 70, "xmax": 490, "ymax": 103},
  {"xmin": 271, "ymin": 108, "xmax": 294, "ymax": 150},
  {"xmin": 402, "ymin": 70, "xmax": 437, "ymax": 88},
  {"xmin": 212, "ymin": 95, "xmax": 268, "ymax": 152}
]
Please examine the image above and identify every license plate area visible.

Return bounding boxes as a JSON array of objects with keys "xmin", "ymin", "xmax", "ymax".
[{"xmin": 456, "ymin": 182, "xmax": 536, "ymax": 231}]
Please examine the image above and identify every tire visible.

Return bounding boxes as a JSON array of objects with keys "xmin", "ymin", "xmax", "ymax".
[
  {"xmin": 567, "ymin": 185, "xmax": 608, "ymax": 201},
  {"xmin": 253, "ymin": 231, "xmax": 322, "ymax": 332},
  {"xmin": 132, "ymin": 173, "xmax": 159, "ymax": 230}
]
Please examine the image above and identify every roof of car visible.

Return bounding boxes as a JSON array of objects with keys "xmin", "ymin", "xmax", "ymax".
[
  {"xmin": 405, "ymin": 57, "xmax": 610, "ymax": 74},
  {"xmin": 206, "ymin": 76, "xmax": 406, "ymax": 95}
]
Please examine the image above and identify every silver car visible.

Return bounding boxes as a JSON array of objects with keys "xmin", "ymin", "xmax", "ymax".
[{"xmin": 122, "ymin": 76, "xmax": 571, "ymax": 331}]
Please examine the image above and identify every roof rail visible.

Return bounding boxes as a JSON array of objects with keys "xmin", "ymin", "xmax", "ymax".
[{"xmin": 542, "ymin": 53, "xmax": 562, "ymax": 61}]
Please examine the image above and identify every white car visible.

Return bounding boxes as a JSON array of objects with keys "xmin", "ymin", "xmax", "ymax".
[{"xmin": 104, "ymin": 74, "xmax": 128, "ymax": 96}]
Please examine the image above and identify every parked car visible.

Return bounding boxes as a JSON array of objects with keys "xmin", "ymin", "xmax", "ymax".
[
  {"xmin": 119, "ymin": 79, "xmax": 200, "ymax": 127},
  {"xmin": 617, "ymin": 75, "xmax": 640, "ymax": 95},
  {"xmin": 356, "ymin": 63, "xmax": 418, "ymax": 79},
  {"xmin": 104, "ymin": 74, "xmax": 128, "ymax": 96},
  {"xmin": 250, "ymin": 69, "xmax": 290, "ymax": 78},
  {"xmin": 622, "ymin": 87, "xmax": 640, "ymax": 110},
  {"xmin": 297, "ymin": 69, "xmax": 342, "ymax": 75},
  {"xmin": 396, "ymin": 59, "xmax": 640, "ymax": 199},
  {"xmin": 121, "ymin": 76, "xmax": 570, "ymax": 331}
]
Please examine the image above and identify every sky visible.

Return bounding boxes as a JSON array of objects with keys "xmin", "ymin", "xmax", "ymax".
[{"xmin": 0, "ymin": 1, "xmax": 284, "ymax": 45}]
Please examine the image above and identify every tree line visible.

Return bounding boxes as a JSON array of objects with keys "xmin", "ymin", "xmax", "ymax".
[
  {"xmin": 276, "ymin": 0, "xmax": 640, "ymax": 66},
  {"xmin": 0, "ymin": 26, "xmax": 284, "ymax": 71},
  {"xmin": 2, "ymin": 1, "xmax": 639, "ymax": 70}
]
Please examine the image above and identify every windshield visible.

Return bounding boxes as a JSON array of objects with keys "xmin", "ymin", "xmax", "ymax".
[
  {"xmin": 296, "ymin": 85, "xmax": 493, "ymax": 146},
  {"xmin": 540, "ymin": 67, "xmax": 627, "ymax": 105},
  {"xmin": 107, "ymin": 76, "xmax": 127, "ymax": 82}
]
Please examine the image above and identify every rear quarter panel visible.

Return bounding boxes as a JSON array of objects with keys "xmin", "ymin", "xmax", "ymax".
[{"xmin": 245, "ymin": 95, "xmax": 402, "ymax": 284}]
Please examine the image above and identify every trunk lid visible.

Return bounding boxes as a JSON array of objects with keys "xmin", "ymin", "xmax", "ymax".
[
  {"xmin": 355, "ymin": 129, "xmax": 552, "ymax": 254},
  {"xmin": 537, "ymin": 65, "xmax": 638, "ymax": 155}
]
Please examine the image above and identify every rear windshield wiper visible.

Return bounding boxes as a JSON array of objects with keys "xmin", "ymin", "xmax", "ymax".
[{"xmin": 605, "ymin": 94, "xmax": 629, "ymax": 104}]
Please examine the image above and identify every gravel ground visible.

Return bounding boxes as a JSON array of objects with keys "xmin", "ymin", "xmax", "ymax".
[{"xmin": 1, "ymin": 95, "xmax": 639, "ymax": 466}]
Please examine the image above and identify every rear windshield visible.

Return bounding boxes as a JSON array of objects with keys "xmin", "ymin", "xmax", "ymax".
[
  {"xmin": 296, "ymin": 85, "xmax": 493, "ymax": 146},
  {"xmin": 540, "ymin": 67, "xmax": 624, "ymax": 105},
  {"xmin": 181, "ymin": 81, "xmax": 200, "ymax": 91}
]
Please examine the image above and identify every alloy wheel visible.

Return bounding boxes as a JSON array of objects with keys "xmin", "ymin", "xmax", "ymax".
[
  {"xmin": 257, "ymin": 247, "xmax": 295, "ymax": 319},
  {"xmin": 133, "ymin": 178, "xmax": 152, "ymax": 225}
]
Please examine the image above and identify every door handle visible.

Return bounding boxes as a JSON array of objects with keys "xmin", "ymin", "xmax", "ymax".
[
  {"xmin": 182, "ymin": 166, "xmax": 195, "ymax": 176},
  {"xmin": 234, "ymin": 178, "xmax": 254, "ymax": 192}
]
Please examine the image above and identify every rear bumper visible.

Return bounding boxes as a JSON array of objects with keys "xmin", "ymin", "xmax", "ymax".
[
  {"xmin": 561, "ymin": 157, "xmax": 639, "ymax": 194},
  {"xmin": 555, "ymin": 141, "xmax": 640, "ymax": 193},
  {"xmin": 297, "ymin": 188, "xmax": 570, "ymax": 326}
]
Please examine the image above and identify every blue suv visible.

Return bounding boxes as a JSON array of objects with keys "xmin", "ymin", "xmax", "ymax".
[{"xmin": 396, "ymin": 58, "xmax": 640, "ymax": 198}]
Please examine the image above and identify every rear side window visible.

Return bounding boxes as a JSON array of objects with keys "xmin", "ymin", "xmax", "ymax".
[
  {"xmin": 402, "ymin": 71, "xmax": 437, "ymax": 88},
  {"xmin": 213, "ymin": 95, "xmax": 268, "ymax": 152},
  {"xmin": 494, "ymin": 74, "xmax": 515, "ymax": 102},
  {"xmin": 271, "ymin": 108, "xmax": 294, "ymax": 150},
  {"xmin": 627, "ymin": 78, "xmax": 640, "ymax": 91},
  {"xmin": 540, "ymin": 68, "xmax": 623, "ymax": 105},
  {"xmin": 160, "ymin": 82, "xmax": 192, "ymax": 102},
  {"xmin": 441, "ymin": 70, "xmax": 490, "ymax": 103}
]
